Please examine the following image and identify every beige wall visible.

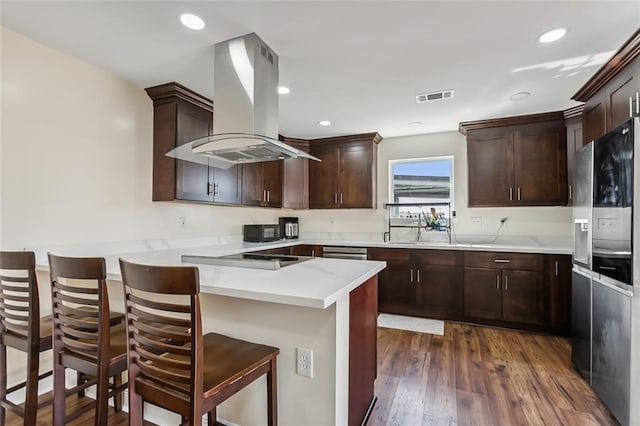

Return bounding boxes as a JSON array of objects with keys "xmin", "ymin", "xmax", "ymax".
[
  {"xmin": 0, "ymin": 27, "xmax": 282, "ymax": 250},
  {"xmin": 1, "ymin": 26, "xmax": 571, "ymax": 252}
]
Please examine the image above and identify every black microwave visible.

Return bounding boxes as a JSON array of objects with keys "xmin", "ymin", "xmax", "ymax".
[{"xmin": 243, "ymin": 224, "xmax": 281, "ymax": 243}]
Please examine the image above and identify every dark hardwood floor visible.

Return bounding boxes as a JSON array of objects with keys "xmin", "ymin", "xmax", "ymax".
[
  {"xmin": 371, "ymin": 322, "xmax": 618, "ymax": 426},
  {"xmin": 7, "ymin": 322, "xmax": 617, "ymax": 425}
]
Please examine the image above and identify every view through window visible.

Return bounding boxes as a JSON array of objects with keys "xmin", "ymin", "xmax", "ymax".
[{"xmin": 388, "ymin": 157, "xmax": 453, "ymax": 226}]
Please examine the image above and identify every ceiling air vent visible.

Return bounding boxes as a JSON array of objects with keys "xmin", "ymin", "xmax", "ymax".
[{"xmin": 416, "ymin": 89, "xmax": 455, "ymax": 104}]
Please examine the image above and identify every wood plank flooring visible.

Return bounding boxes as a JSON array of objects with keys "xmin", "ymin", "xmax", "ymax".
[
  {"xmin": 371, "ymin": 322, "xmax": 619, "ymax": 426},
  {"xmin": 7, "ymin": 322, "xmax": 618, "ymax": 425}
]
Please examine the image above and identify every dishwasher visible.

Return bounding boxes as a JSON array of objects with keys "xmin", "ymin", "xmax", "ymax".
[{"xmin": 322, "ymin": 246, "xmax": 368, "ymax": 260}]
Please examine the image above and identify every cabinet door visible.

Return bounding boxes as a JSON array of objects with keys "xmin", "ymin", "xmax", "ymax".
[
  {"xmin": 283, "ymin": 157, "xmax": 309, "ymax": 209},
  {"xmin": 290, "ymin": 245, "xmax": 322, "ymax": 257},
  {"xmin": 262, "ymin": 160, "xmax": 283, "ymax": 208},
  {"xmin": 211, "ymin": 164, "xmax": 242, "ymax": 205},
  {"xmin": 309, "ymin": 147, "xmax": 340, "ymax": 208},
  {"xmin": 583, "ymin": 94, "xmax": 606, "ymax": 144},
  {"xmin": 544, "ymin": 255, "xmax": 572, "ymax": 332},
  {"xmin": 514, "ymin": 122, "xmax": 567, "ymax": 205},
  {"xmin": 565, "ymin": 116, "xmax": 583, "ymax": 206},
  {"xmin": 374, "ymin": 259, "xmax": 413, "ymax": 313},
  {"xmin": 502, "ymin": 270, "xmax": 543, "ymax": 325},
  {"xmin": 339, "ymin": 145, "xmax": 374, "ymax": 208},
  {"xmin": 606, "ymin": 66, "xmax": 636, "ymax": 130},
  {"xmin": 463, "ymin": 268, "xmax": 502, "ymax": 320},
  {"xmin": 176, "ymin": 103, "xmax": 213, "ymax": 202},
  {"xmin": 241, "ymin": 163, "xmax": 264, "ymax": 206},
  {"xmin": 467, "ymin": 129, "xmax": 514, "ymax": 207},
  {"xmin": 415, "ymin": 264, "xmax": 463, "ymax": 318}
]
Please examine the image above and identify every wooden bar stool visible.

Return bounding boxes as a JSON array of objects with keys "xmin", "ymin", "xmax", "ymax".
[
  {"xmin": 119, "ymin": 259, "xmax": 280, "ymax": 426},
  {"xmin": 48, "ymin": 253, "xmax": 127, "ymax": 426},
  {"xmin": 0, "ymin": 251, "xmax": 53, "ymax": 425}
]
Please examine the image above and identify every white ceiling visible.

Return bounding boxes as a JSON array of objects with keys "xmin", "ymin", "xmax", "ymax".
[{"xmin": 1, "ymin": 1, "xmax": 639, "ymax": 139}]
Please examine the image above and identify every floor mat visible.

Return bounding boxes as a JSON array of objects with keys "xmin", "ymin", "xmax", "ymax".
[{"xmin": 377, "ymin": 313, "xmax": 445, "ymax": 335}]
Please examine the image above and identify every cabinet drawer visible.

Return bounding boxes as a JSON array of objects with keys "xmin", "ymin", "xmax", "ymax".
[
  {"xmin": 464, "ymin": 251, "xmax": 542, "ymax": 271},
  {"xmin": 413, "ymin": 249, "xmax": 463, "ymax": 266},
  {"xmin": 368, "ymin": 248, "xmax": 410, "ymax": 262}
]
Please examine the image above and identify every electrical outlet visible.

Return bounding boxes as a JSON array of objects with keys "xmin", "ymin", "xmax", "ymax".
[
  {"xmin": 296, "ymin": 347, "xmax": 313, "ymax": 378},
  {"xmin": 499, "ymin": 217, "xmax": 508, "ymax": 226},
  {"xmin": 471, "ymin": 216, "xmax": 482, "ymax": 226},
  {"xmin": 178, "ymin": 216, "xmax": 186, "ymax": 227}
]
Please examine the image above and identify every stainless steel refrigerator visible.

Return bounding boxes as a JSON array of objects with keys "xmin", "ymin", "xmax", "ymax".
[{"xmin": 572, "ymin": 117, "xmax": 640, "ymax": 426}]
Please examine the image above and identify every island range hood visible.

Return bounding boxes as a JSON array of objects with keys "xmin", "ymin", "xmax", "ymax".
[{"xmin": 167, "ymin": 33, "xmax": 319, "ymax": 167}]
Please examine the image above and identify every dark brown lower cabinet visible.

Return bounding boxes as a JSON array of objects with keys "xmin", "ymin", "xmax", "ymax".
[
  {"xmin": 463, "ymin": 268, "xmax": 502, "ymax": 320},
  {"xmin": 289, "ymin": 244, "xmax": 323, "ymax": 257},
  {"xmin": 370, "ymin": 248, "xmax": 463, "ymax": 319},
  {"xmin": 501, "ymin": 269, "xmax": 543, "ymax": 325},
  {"xmin": 463, "ymin": 251, "xmax": 544, "ymax": 327},
  {"xmin": 544, "ymin": 254, "xmax": 572, "ymax": 334},
  {"xmin": 368, "ymin": 248, "xmax": 412, "ymax": 313}
]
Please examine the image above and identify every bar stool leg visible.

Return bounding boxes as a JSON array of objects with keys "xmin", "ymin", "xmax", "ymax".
[
  {"xmin": 267, "ymin": 357, "xmax": 277, "ymax": 426},
  {"xmin": 207, "ymin": 407, "xmax": 216, "ymax": 426},
  {"xmin": 0, "ymin": 342, "xmax": 6, "ymax": 426},
  {"xmin": 23, "ymin": 347, "xmax": 39, "ymax": 425},
  {"xmin": 52, "ymin": 362, "xmax": 66, "ymax": 426},
  {"xmin": 113, "ymin": 372, "xmax": 123, "ymax": 412},
  {"xmin": 95, "ymin": 368, "xmax": 110, "ymax": 426}
]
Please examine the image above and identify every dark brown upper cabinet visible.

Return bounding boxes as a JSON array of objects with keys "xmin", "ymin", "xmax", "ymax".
[
  {"xmin": 242, "ymin": 161, "xmax": 283, "ymax": 208},
  {"xmin": 280, "ymin": 136, "xmax": 310, "ymax": 210},
  {"xmin": 573, "ymin": 28, "xmax": 640, "ymax": 143},
  {"xmin": 145, "ymin": 82, "xmax": 242, "ymax": 205},
  {"xmin": 461, "ymin": 112, "xmax": 568, "ymax": 207},
  {"xmin": 309, "ymin": 133, "xmax": 382, "ymax": 209}
]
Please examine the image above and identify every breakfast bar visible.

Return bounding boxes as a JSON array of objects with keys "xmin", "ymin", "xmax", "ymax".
[{"xmin": 26, "ymin": 243, "xmax": 385, "ymax": 426}]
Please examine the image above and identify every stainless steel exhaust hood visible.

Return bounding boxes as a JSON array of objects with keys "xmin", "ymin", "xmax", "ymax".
[{"xmin": 167, "ymin": 33, "xmax": 319, "ymax": 167}]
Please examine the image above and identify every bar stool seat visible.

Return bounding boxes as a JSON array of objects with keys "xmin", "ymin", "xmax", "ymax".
[{"xmin": 1, "ymin": 251, "xmax": 53, "ymax": 425}]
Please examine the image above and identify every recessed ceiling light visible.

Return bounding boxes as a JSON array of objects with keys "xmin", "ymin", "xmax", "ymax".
[
  {"xmin": 278, "ymin": 86, "xmax": 290, "ymax": 95},
  {"xmin": 408, "ymin": 121, "xmax": 423, "ymax": 127},
  {"xmin": 538, "ymin": 28, "xmax": 567, "ymax": 44},
  {"xmin": 318, "ymin": 120, "xmax": 331, "ymax": 126},
  {"xmin": 180, "ymin": 13, "xmax": 205, "ymax": 30},
  {"xmin": 510, "ymin": 92, "xmax": 531, "ymax": 101}
]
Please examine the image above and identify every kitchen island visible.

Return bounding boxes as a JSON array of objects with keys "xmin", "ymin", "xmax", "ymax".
[{"xmin": 28, "ymin": 242, "xmax": 385, "ymax": 426}]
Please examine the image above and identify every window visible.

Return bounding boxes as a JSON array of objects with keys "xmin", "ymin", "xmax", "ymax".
[{"xmin": 389, "ymin": 156, "xmax": 453, "ymax": 204}]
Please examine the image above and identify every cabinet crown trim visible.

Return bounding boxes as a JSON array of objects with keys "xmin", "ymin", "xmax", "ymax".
[
  {"xmin": 572, "ymin": 28, "xmax": 640, "ymax": 102},
  {"xmin": 145, "ymin": 82, "xmax": 214, "ymax": 112},
  {"xmin": 309, "ymin": 132, "xmax": 383, "ymax": 146},
  {"xmin": 459, "ymin": 111, "xmax": 565, "ymax": 135}
]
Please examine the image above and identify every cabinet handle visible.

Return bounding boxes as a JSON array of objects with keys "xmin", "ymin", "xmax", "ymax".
[
  {"xmin": 494, "ymin": 259, "xmax": 511, "ymax": 263},
  {"xmin": 263, "ymin": 190, "xmax": 267, "ymax": 202},
  {"xmin": 311, "ymin": 250, "xmax": 315, "ymax": 257},
  {"xmin": 340, "ymin": 193, "xmax": 343, "ymax": 204},
  {"xmin": 207, "ymin": 182, "xmax": 213, "ymax": 196},
  {"xmin": 517, "ymin": 187, "xmax": 521, "ymax": 201},
  {"xmin": 636, "ymin": 92, "xmax": 639, "ymax": 115},
  {"xmin": 267, "ymin": 190, "xmax": 270, "ymax": 203},
  {"xmin": 555, "ymin": 260, "xmax": 559, "ymax": 277},
  {"xmin": 410, "ymin": 269, "xmax": 414, "ymax": 283},
  {"xmin": 504, "ymin": 275, "xmax": 508, "ymax": 291},
  {"xmin": 509, "ymin": 187, "xmax": 513, "ymax": 201},
  {"xmin": 496, "ymin": 275, "xmax": 500, "ymax": 290},
  {"xmin": 214, "ymin": 183, "xmax": 219, "ymax": 196},
  {"xmin": 568, "ymin": 185, "xmax": 572, "ymax": 201},
  {"xmin": 417, "ymin": 269, "xmax": 420, "ymax": 283},
  {"xmin": 334, "ymin": 193, "xmax": 338, "ymax": 204}
]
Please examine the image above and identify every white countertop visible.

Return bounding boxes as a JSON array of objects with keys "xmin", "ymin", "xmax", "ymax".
[
  {"xmin": 119, "ymin": 247, "xmax": 385, "ymax": 309},
  {"xmin": 29, "ymin": 233, "xmax": 571, "ymax": 310}
]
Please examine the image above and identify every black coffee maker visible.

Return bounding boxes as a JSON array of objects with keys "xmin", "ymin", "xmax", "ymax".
[{"xmin": 279, "ymin": 217, "xmax": 299, "ymax": 239}]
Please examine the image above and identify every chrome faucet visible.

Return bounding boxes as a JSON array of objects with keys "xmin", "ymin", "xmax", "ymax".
[{"xmin": 416, "ymin": 212, "xmax": 424, "ymax": 242}]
